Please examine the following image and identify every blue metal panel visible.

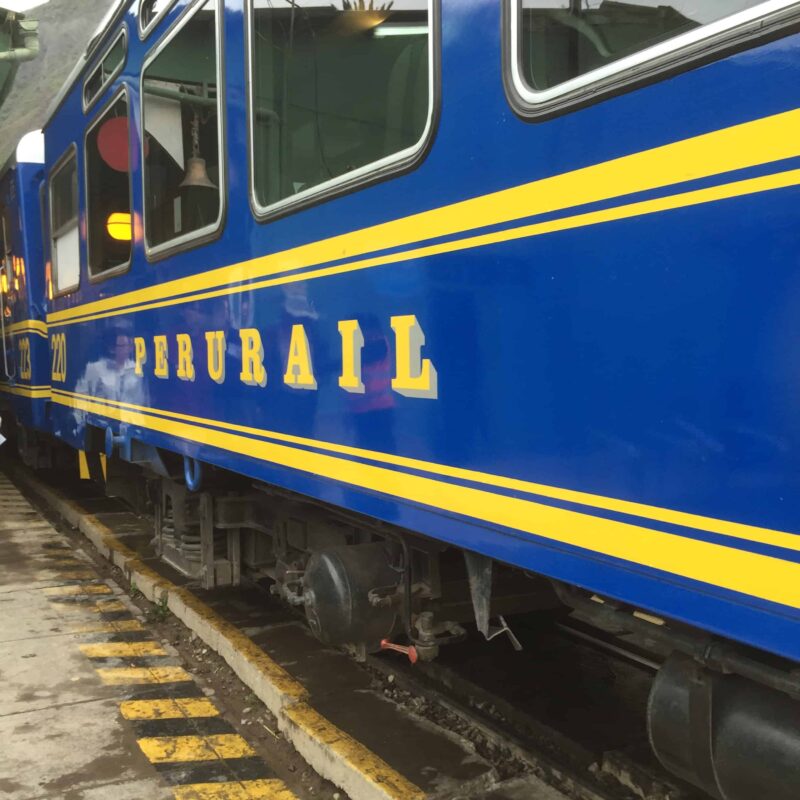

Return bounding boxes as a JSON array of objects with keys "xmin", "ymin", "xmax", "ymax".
[
  {"xmin": 34, "ymin": 0, "xmax": 800, "ymax": 660},
  {"xmin": 0, "ymin": 159, "xmax": 49, "ymax": 431}
]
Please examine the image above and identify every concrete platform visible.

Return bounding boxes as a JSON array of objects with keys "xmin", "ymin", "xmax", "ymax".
[{"xmin": 0, "ymin": 475, "xmax": 300, "ymax": 800}]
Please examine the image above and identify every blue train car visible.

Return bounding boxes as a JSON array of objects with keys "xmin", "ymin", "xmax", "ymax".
[
  {"xmin": 6, "ymin": 1, "xmax": 800, "ymax": 795},
  {"xmin": 0, "ymin": 131, "xmax": 50, "ymax": 447}
]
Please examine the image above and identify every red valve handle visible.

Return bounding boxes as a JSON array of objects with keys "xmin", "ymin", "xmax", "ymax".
[{"xmin": 380, "ymin": 638, "xmax": 419, "ymax": 664}]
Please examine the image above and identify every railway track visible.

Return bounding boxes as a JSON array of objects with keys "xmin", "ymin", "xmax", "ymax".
[{"xmin": 9, "ymin": 460, "xmax": 712, "ymax": 800}]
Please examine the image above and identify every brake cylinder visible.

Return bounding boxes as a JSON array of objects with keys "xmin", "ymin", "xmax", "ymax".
[{"xmin": 648, "ymin": 654, "xmax": 800, "ymax": 800}]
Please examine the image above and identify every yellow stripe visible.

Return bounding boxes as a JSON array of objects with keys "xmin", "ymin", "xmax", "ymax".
[
  {"xmin": 47, "ymin": 108, "xmax": 800, "ymax": 328},
  {"xmin": 57, "ymin": 570, "xmax": 97, "ymax": 581},
  {"xmin": 0, "ymin": 384, "xmax": 51, "ymax": 399},
  {"xmin": 172, "ymin": 780, "xmax": 299, "ymax": 799},
  {"xmin": 79, "ymin": 641, "xmax": 167, "ymax": 658},
  {"xmin": 120, "ymin": 697, "xmax": 220, "ymax": 721},
  {"xmin": 50, "ymin": 390, "xmax": 800, "ymax": 611},
  {"xmin": 283, "ymin": 702, "xmax": 424, "ymax": 800},
  {"xmin": 56, "ymin": 387, "xmax": 800, "ymax": 554},
  {"xmin": 137, "ymin": 734, "xmax": 256, "ymax": 764},
  {"xmin": 96, "ymin": 666, "xmax": 192, "ymax": 685},
  {"xmin": 5, "ymin": 319, "xmax": 47, "ymax": 337},
  {"xmin": 44, "ymin": 583, "xmax": 112, "ymax": 596}
]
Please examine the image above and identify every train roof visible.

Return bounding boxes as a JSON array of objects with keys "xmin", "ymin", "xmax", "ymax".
[{"xmin": 40, "ymin": 0, "xmax": 128, "ymax": 133}]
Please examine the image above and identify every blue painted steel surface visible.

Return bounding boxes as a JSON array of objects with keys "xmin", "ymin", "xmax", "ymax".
[
  {"xmin": 8, "ymin": 1, "xmax": 800, "ymax": 660},
  {"xmin": 0, "ymin": 157, "xmax": 48, "ymax": 431}
]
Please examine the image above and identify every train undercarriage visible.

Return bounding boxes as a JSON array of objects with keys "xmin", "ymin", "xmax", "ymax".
[{"xmin": 13, "ymin": 425, "xmax": 800, "ymax": 800}]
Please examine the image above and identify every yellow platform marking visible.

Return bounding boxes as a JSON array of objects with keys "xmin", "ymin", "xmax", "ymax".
[
  {"xmin": 120, "ymin": 697, "xmax": 219, "ymax": 721},
  {"xmin": 172, "ymin": 779, "xmax": 298, "ymax": 799},
  {"xmin": 46, "ymin": 107, "xmax": 800, "ymax": 328},
  {"xmin": 97, "ymin": 666, "xmax": 192, "ymax": 685},
  {"xmin": 44, "ymin": 583, "xmax": 112, "ymax": 597},
  {"xmin": 80, "ymin": 641, "xmax": 167, "ymax": 658},
  {"xmin": 284, "ymin": 702, "xmax": 425, "ymax": 800},
  {"xmin": 71, "ymin": 620, "xmax": 145, "ymax": 634},
  {"xmin": 137, "ymin": 734, "xmax": 256, "ymax": 764},
  {"xmin": 53, "ymin": 390, "xmax": 800, "ymax": 610},
  {"xmin": 57, "ymin": 571, "xmax": 97, "ymax": 581},
  {"xmin": 91, "ymin": 599, "xmax": 128, "ymax": 613}
]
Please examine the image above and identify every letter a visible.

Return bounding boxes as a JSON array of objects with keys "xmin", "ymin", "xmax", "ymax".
[{"xmin": 284, "ymin": 324, "xmax": 317, "ymax": 390}]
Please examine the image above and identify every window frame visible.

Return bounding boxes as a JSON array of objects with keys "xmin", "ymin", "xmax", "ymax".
[
  {"xmin": 245, "ymin": 0, "xmax": 441, "ymax": 223},
  {"xmin": 48, "ymin": 144, "xmax": 81, "ymax": 298},
  {"xmin": 138, "ymin": 0, "xmax": 180, "ymax": 41},
  {"xmin": 504, "ymin": 0, "xmax": 800, "ymax": 119},
  {"xmin": 82, "ymin": 27, "xmax": 128, "ymax": 113},
  {"xmin": 139, "ymin": 0, "xmax": 227, "ymax": 262},
  {"xmin": 83, "ymin": 84, "xmax": 134, "ymax": 284}
]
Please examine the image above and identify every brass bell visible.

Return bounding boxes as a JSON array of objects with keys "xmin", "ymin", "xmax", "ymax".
[
  {"xmin": 180, "ymin": 109, "xmax": 217, "ymax": 190},
  {"xmin": 180, "ymin": 156, "xmax": 216, "ymax": 190}
]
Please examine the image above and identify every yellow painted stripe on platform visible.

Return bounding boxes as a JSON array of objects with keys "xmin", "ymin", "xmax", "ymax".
[
  {"xmin": 172, "ymin": 779, "xmax": 298, "ymax": 799},
  {"xmin": 120, "ymin": 697, "xmax": 220, "ymax": 721},
  {"xmin": 137, "ymin": 733, "xmax": 256, "ymax": 764},
  {"xmin": 96, "ymin": 666, "xmax": 192, "ymax": 685},
  {"xmin": 283, "ymin": 702, "xmax": 425, "ymax": 800},
  {"xmin": 44, "ymin": 583, "xmax": 112, "ymax": 597},
  {"xmin": 92, "ymin": 599, "xmax": 128, "ymax": 613},
  {"xmin": 80, "ymin": 641, "xmax": 167, "ymax": 658},
  {"xmin": 54, "ymin": 387, "xmax": 800, "ymax": 555},
  {"xmin": 53, "ymin": 390, "xmax": 800, "ymax": 610},
  {"xmin": 46, "ymin": 107, "xmax": 800, "ymax": 327},
  {"xmin": 71, "ymin": 620, "xmax": 145, "ymax": 634},
  {"xmin": 57, "ymin": 571, "xmax": 97, "ymax": 581}
]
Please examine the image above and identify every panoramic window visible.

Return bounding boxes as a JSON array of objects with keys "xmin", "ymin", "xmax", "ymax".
[
  {"xmin": 83, "ymin": 30, "xmax": 126, "ymax": 111},
  {"xmin": 86, "ymin": 93, "xmax": 132, "ymax": 276},
  {"xmin": 250, "ymin": 0, "xmax": 431, "ymax": 212},
  {"xmin": 141, "ymin": 0, "xmax": 221, "ymax": 252},
  {"xmin": 49, "ymin": 150, "xmax": 80, "ymax": 293},
  {"xmin": 518, "ymin": 0, "xmax": 770, "ymax": 92}
]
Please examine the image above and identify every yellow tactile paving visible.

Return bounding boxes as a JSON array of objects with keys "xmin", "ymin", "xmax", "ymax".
[
  {"xmin": 137, "ymin": 734, "xmax": 257, "ymax": 764},
  {"xmin": 120, "ymin": 697, "xmax": 220, "ymax": 721},
  {"xmin": 172, "ymin": 779, "xmax": 299, "ymax": 799},
  {"xmin": 44, "ymin": 583, "xmax": 112, "ymax": 596},
  {"xmin": 93, "ymin": 598, "xmax": 128, "ymax": 612},
  {"xmin": 70, "ymin": 620, "xmax": 145, "ymax": 634},
  {"xmin": 96, "ymin": 666, "xmax": 192, "ymax": 685},
  {"xmin": 79, "ymin": 641, "xmax": 167, "ymax": 658}
]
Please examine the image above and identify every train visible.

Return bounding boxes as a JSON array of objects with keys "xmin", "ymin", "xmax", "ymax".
[{"xmin": 2, "ymin": 1, "xmax": 800, "ymax": 797}]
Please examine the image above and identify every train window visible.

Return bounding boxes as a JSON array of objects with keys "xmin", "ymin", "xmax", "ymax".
[
  {"xmin": 139, "ymin": 0, "xmax": 178, "ymax": 39},
  {"xmin": 510, "ymin": 0, "xmax": 785, "ymax": 109},
  {"xmin": 85, "ymin": 91, "xmax": 132, "ymax": 278},
  {"xmin": 83, "ymin": 29, "xmax": 127, "ymax": 112},
  {"xmin": 49, "ymin": 149, "xmax": 80, "ymax": 294},
  {"xmin": 248, "ymin": 0, "xmax": 433, "ymax": 216},
  {"xmin": 141, "ymin": 0, "xmax": 223, "ymax": 256}
]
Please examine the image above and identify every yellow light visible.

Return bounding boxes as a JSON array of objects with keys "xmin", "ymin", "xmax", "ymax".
[
  {"xmin": 106, "ymin": 212, "xmax": 132, "ymax": 242},
  {"xmin": 1, "ymin": 273, "xmax": 7, "ymax": 293},
  {"xmin": 13, "ymin": 278, "xmax": 19, "ymax": 291}
]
